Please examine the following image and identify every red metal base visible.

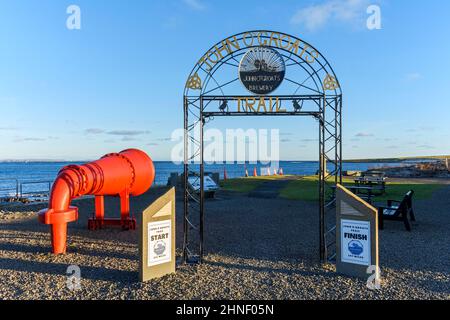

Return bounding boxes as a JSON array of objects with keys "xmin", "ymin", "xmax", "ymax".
[
  {"xmin": 88, "ymin": 217, "xmax": 136, "ymax": 230},
  {"xmin": 38, "ymin": 206, "xmax": 79, "ymax": 254}
]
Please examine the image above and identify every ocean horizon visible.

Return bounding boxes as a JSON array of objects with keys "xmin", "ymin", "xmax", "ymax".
[{"xmin": 0, "ymin": 160, "xmax": 411, "ymax": 198}]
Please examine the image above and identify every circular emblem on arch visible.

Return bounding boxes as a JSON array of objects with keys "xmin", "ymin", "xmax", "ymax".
[{"xmin": 238, "ymin": 46, "xmax": 286, "ymax": 95}]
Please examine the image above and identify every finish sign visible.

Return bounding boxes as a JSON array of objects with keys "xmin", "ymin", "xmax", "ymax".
[
  {"xmin": 335, "ymin": 184, "xmax": 379, "ymax": 279},
  {"xmin": 341, "ymin": 219, "xmax": 371, "ymax": 266}
]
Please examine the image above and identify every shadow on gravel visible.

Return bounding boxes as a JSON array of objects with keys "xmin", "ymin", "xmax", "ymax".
[
  {"xmin": 0, "ymin": 241, "xmax": 137, "ymax": 261},
  {"xmin": 0, "ymin": 257, "xmax": 137, "ymax": 283},
  {"xmin": 69, "ymin": 246, "xmax": 138, "ymax": 261},
  {"xmin": 202, "ymin": 194, "xmax": 320, "ymax": 264},
  {"xmin": 248, "ymin": 180, "xmax": 291, "ymax": 199},
  {"xmin": 415, "ymin": 278, "xmax": 450, "ymax": 295},
  {"xmin": 206, "ymin": 260, "xmax": 337, "ymax": 280},
  {"xmin": 0, "ymin": 242, "xmax": 47, "ymax": 255}
]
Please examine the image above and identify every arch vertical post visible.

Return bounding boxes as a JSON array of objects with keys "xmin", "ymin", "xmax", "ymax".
[
  {"xmin": 199, "ymin": 97, "xmax": 205, "ymax": 263},
  {"xmin": 183, "ymin": 96, "xmax": 203, "ymax": 264},
  {"xmin": 319, "ymin": 95, "xmax": 326, "ymax": 263},
  {"xmin": 182, "ymin": 96, "xmax": 189, "ymax": 263},
  {"xmin": 322, "ymin": 94, "xmax": 343, "ymax": 263}
]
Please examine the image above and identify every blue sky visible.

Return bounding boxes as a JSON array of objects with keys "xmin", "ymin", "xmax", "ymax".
[{"xmin": 0, "ymin": 0, "xmax": 449, "ymax": 161}]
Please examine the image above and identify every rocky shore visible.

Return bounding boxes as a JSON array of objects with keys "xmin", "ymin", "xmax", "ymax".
[{"xmin": 369, "ymin": 160, "xmax": 450, "ymax": 179}]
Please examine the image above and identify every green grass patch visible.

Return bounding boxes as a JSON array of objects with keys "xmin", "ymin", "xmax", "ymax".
[
  {"xmin": 280, "ymin": 176, "xmax": 356, "ymax": 201},
  {"xmin": 220, "ymin": 177, "xmax": 266, "ymax": 193},
  {"xmin": 222, "ymin": 175, "xmax": 447, "ymax": 202},
  {"xmin": 221, "ymin": 176, "xmax": 444, "ymax": 202},
  {"xmin": 279, "ymin": 177, "xmax": 318, "ymax": 201},
  {"xmin": 220, "ymin": 175, "xmax": 298, "ymax": 193},
  {"xmin": 374, "ymin": 182, "xmax": 444, "ymax": 202},
  {"xmin": 280, "ymin": 176, "xmax": 446, "ymax": 202}
]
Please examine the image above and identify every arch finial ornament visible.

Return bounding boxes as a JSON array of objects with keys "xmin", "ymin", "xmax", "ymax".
[
  {"xmin": 323, "ymin": 74, "xmax": 340, "ymax": 91},
  {"xmin": 186, "ymin": 73, "xmax": 202, "ymax": 90}
]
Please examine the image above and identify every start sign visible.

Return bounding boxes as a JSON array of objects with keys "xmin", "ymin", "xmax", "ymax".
[
  {"xmin": 139, "ymin": 187, "xmax": 176, "ymax": 282},
  {"xmin": 148, "ymin": 220, "xmax": 172, "ymax": 267}
]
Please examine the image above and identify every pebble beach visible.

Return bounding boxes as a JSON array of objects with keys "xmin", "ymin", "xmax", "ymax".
[{"xmin": 0, "ymin": 184, "xmax": 449, "ymax": 300}]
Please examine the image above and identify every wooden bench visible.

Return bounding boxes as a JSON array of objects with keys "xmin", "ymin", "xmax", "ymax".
[{"xmin": 377, "ymin": 191, "xmax": 416, "ymax": 231}]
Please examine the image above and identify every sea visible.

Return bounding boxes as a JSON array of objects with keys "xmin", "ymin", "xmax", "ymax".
[{"xmin": 0, "ymin": 160, "xmax": 408, "ymax": 198}]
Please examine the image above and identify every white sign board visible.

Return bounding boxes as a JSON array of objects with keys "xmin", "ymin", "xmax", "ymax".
[
  {"xmin": 148, "ymin": 220, "xmax": 172, "ymax": 267},
  {"xmin": 188, "ymin": 175, "xmax": 219, "ymax": 192},
  {"xmin": 341, "ymin": 219, "xmax": 371, "ymax": 266}
]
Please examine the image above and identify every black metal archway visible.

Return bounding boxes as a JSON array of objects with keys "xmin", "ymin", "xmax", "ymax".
[{"xmin": 183, "ymin": 30, "xmax": 342, "ymax": 264}]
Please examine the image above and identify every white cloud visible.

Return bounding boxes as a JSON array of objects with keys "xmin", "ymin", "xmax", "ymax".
[
  {"xmin": 107, "ymin": 130, "xmax": 150, "ymax": 136},
  {"xmin": 14, "ymin": 137, "xmax": 46, "ymax": 142},
  {"xmin": 418, "ymin": 145, "xmax": 436, "ymax": 150},
  {"xmin": 85, "ymin": 128, "xmax": 104, "ymax": 135},
  {"xmin": 121, "ymin": 136, "xmax": 139, "ymax": 142},
  {"xmin": 0, "ymin": 126, "xmax": 18, "ymax": 131},
  {"xmin": 405, "ymin": 72, "xmax": 421, "ymax": 81},
  {"xmin": 183, "ymin": 0, "xmax": 205, "ymax": 11},
  {"xmin": 355, "ymin": 132, "xmax": 374, "ymax": 137},
  {"xmin": 290, "ymin": 0, "xmax": 369, "ymax": 31}
]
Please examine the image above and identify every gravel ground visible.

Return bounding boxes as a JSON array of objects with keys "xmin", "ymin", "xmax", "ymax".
[{"xmin": 0, "ymin": 184, "xmax": 449, "ymax": 300}]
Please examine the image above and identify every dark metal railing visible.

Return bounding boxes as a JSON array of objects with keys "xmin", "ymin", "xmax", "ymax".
[
  {"xmin": 0, "ymin": 179, "xmax": 53, "ymax": 202},
  {"xmin": 0, "ymin": 178, "xmax": 19, "ymax": 198},
  {"xmin": 19, "ymin": 180, "xmax": 53, "ymax": 198}
]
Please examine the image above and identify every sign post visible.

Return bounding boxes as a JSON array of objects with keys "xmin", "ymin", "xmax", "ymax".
[
  {"xmin": 336, "ymin": 184, "xmax": 379, "ymax": 280},
  {"xmin": 139, "ymin": 187, "xmax": 176, "ymax": 282}
]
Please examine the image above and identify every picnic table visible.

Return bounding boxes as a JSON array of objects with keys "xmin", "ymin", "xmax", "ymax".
[
  {"xmin": 354, "ymin": 176, "xmax": 387, "ymax": 195},
  {"xmin": 330, "ymin": 185, "xmax": 378, "ymax": 204}
]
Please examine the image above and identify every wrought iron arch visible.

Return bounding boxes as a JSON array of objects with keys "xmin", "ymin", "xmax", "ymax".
[{"xmin": 183, "ymin": 30, "xmax": 342, "ymax": 264}]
